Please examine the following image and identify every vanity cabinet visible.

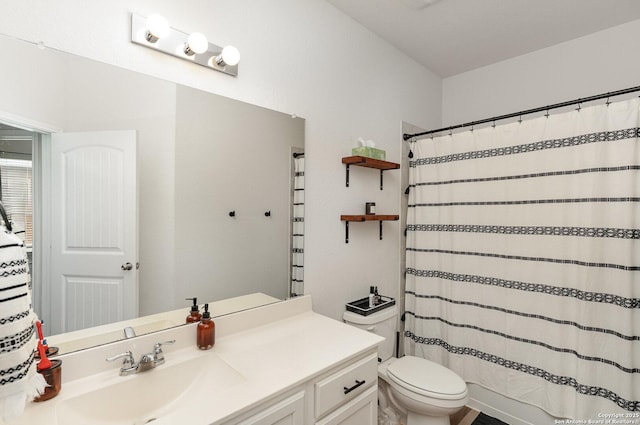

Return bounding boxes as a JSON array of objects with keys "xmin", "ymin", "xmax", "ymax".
[
  {"xmin": 222, "ymin": 351, "xmax": 378, "ymax": 425},
  {"xmin": 16, "ymin": 297, "xmax": 384, "ymax": 425},
  {"xmin": 235, "ymin": 391, "xmax": 305, "ymax": 425}
]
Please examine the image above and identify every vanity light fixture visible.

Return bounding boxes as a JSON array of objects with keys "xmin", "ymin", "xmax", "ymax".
[{"xmin": 131, "ymin": 13, "xmax": 240, "ymax": 77}]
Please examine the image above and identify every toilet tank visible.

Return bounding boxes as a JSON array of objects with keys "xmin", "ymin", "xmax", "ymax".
[{"xmin": 343, "ymin": 306, "xmax": 397, "ymax": 362}]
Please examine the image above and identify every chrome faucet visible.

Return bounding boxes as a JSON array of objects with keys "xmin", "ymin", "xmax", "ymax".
[
  {"xmin": 123, "ymin": 326, "xmax": 136, "ymax": 339},
  {"xmin": 106, "ymin": 340, "xmax": 175, "ymax": 376}
]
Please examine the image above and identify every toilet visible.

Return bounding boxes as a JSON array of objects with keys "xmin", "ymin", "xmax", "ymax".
[{"xmin": 343, "ymin": 306, "xmax": 468, "ymax": 425}]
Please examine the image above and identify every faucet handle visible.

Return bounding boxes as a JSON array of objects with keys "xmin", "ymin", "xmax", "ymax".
[
  {"xmin": 153, "ymin": 340, "xmax": 175, "ymax": 365},
  {"xmin": 106, "ymin": 351, "xmax": 135, "ymax": 367},
  {"xmin": 153, "ymin": 340, "xmax": 176, "ymax": 352}
]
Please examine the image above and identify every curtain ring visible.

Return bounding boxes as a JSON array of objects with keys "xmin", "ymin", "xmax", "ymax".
[
  {"xmin": 518, "ymin": 115, "xmax": 522, "ymax": 124},
  {"xmin": 448, "ymin": 129, "xmax": 453, "ymax": 136},
  {"xmin": 605, "ymin": 96, "xmax": 611, "ymax": 106},
  {"xmin": 544, "ymin": 108, "xmax": 550, "ymax": 118},
  {"xmin": 576, "ymin": 103, "xmax": 581, "ymax": 112},
  {"xmin": 491, "ymin": 120, "xmax": 496, "ymax": 128}
]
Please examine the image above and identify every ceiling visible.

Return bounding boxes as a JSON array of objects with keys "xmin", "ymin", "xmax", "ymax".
[{"xmin": 327, "ymin": 0, "xmax": 640, "ymax": 77}]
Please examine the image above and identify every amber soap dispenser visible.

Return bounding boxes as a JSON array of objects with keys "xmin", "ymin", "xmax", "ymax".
[
  {"xmin": 197, "ymin": 303, "xmax": 215, "ymax": 350},
  {"xmin": 185, "ymin": 297, "xmax": 202, "ymax": 323}
]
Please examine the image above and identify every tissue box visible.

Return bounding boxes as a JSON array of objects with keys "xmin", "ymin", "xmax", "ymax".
[{"xmin": 351, "ymin": 146, "xmax": 386, "ymax": 160}]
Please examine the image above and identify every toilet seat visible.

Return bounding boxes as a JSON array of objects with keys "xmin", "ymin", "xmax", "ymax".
[{"xmin": 386, "ymin": 356, "xmax": 467, "ymax": 400}]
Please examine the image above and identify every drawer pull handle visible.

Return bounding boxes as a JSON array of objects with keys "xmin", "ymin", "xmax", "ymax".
[{"xmin": 343, "ymin": 379, "xmax": 366, "ymax": 395}]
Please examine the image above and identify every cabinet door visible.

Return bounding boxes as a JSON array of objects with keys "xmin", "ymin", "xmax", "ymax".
[
  {"xmin": 315, "ymin": 386, "xmax": 377, "ymax": 425},
  {"xmin": 235, "ymin": 391, "xmax": 305, "ymax": 425}
]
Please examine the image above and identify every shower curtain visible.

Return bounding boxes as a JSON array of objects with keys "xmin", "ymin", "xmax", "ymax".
[
  {"xmin": 404, "ymin": 98, "xmax": 639, "ymax": 419},
  {"xmin": 290, "ymin": 154, "xmax": 305, "ymax": 296}
]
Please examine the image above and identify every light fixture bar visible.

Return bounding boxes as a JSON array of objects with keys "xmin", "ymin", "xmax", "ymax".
[{"xmin": 130, "ymin": 13, "xmax": 238, "ymax": 77}]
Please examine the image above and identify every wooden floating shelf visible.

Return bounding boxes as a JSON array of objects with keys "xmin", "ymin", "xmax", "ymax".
[
  {"xmin": 340, "ymin": 214, "xmax": 399, "ymax": 222},
  {"xmin": 340, "ymin": 214, "xmax": 399, "ymax": 243},
  {"xmin": 341, "ymin": 156, "xmax": 400, "ymax": 170},
  {"xmin": 341, "ymin": 156, "xmax": 400, "ymax": 190}
]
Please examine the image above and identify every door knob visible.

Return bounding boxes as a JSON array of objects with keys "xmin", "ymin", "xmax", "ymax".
[{"xmin": 121, "ymin": 262, "xmax": 133, "ymax": 271}]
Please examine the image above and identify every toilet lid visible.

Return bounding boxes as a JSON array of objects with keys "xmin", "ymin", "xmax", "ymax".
[{"xmin": 386, "ymin": 356, "xmax": 467, "ymax": 398}]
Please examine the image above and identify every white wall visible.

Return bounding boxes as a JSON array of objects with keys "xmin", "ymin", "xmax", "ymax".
[
  {"xmin": 441, "ymin": 18, "xmax": 640, "ymax": 425},
  {"xmin": 174, "ymin": 85, "xmax": 304, "ymax": 304},
  {"xmin": 0, "ymin": 0, "xmax": 441, "ymax": 320},
  {"xmin": 443, "ymin": 19, "xmax": 640, "ymax": 125}
]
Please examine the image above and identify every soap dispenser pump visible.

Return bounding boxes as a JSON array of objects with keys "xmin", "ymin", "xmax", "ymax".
[
  {"xmin": 197, "ymin": 303, "xmax": 215, "ymax": 350},
  {"xmin": 185, "ymin": 298, "xmax": 202, "ymax": 323}
]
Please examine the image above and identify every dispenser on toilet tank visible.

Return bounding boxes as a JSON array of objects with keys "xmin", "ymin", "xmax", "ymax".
[{"xmin": 343, "ymin": 306, "xmax": 398, "ymax": 362}]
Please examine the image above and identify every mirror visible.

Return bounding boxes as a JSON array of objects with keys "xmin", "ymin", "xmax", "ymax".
[{"xmin": 0, "ymin": 35, "xmax": 304, "ymax": 354}]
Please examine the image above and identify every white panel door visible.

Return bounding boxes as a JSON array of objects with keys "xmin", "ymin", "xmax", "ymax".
[{"xmin": 49, "ymin": 130, "xmax": 137, "ymax": 335}]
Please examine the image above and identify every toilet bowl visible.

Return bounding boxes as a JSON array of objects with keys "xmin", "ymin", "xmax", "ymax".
[
  {"xmin": 343, "ymin": 306, "xmax": 468, "ymax": 425},
  {"xmin": 379, "ymin": 356, "xmax": 468, "ymax": 425}
]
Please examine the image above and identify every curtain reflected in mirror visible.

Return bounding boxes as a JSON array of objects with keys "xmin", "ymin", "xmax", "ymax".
[
  {"xmin": 290, "ymin": 151, "xmax": 304, "ymax": 297},
  {"xmin": 0, "ymin": 129, "xmax": 34, "ymax": 281}
]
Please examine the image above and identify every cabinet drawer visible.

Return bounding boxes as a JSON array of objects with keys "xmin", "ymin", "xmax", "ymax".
[{"xmin": 314, "ymin": 353, "xmax": 378, "ymax": 419}]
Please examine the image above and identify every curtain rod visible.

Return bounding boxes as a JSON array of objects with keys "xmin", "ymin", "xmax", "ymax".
[
  {"xmin": 403, "ymin": 85, "xmax": 640, "ymax": 141},
  {"xmin": 293, "ymin": 152, "xmax": 305, "ymax": 158}
]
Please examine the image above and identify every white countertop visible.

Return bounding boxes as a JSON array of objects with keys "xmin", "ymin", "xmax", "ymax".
[{"xmin": 12, "ymin": 296, "xmax": 383, "ymax": 425}]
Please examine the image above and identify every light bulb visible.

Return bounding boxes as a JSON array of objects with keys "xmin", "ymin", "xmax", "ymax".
[
  {"xmin": 212, "ymin": 45, "xmax": 240, "ymax": 67},
  {"xmin": 145, "ymin": 14, "xmax": 169, "ymax": 43},
  {"xmin": 184, "ymin": 32, "xmax": 208, "ymax": 56}
]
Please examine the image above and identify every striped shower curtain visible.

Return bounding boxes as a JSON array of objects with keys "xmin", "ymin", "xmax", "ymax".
[
  {"xmin": 290, "ymin": 154, "xmax": 305, "ymax": 296},
  {"xmin": 404, "ymin": 98, "xmax": 639, "ymax": 419}
]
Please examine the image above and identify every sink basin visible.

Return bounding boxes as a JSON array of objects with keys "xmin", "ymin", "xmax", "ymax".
[{"xmin": 56, "ymin": 352, "xmax": 244, "ymax": 425}]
